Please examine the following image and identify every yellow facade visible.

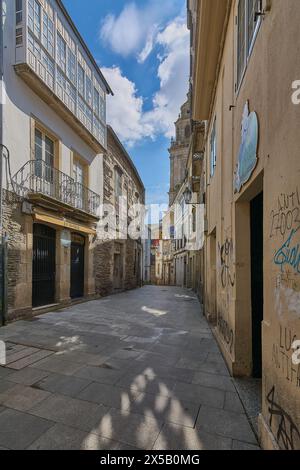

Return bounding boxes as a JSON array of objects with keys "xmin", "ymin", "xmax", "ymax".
[{"xmin": 191, "ymin": 0, "xmax": 300, "ymax": 449}]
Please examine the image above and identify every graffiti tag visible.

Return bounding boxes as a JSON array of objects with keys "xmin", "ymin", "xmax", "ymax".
[
  {"xmin": 217, "ymin": 314, "xmax": 234, "ymax": 354},
  {"xmin": 218, "ymin": 239, "xmax": 235, "ymax": 288},
  {"xmin": 267, "ymin": 386, "xmax": 300, "ymax": 450},
  {"xmin": 274, "ymin": 225, "xmax": 300, "ymax": 274}
]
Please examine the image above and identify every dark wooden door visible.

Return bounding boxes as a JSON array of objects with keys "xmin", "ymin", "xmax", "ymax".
[
  {"xmin": 70, "ymin": 234, "xmax": 85, "ymax": 299},
  {"xmin": 32, "ymin": 224, "xmax": 56, "ymax": 308},
  {"xmin": 250, "ymin": 192, "xmax": 264, "ymax": 378}
]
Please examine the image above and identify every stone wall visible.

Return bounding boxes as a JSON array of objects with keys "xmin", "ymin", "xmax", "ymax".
[
  {"xmin": 94, "ymin": 240, "xmax": 114, "ymax": 297},
  {"xmin": 124, "ymin": 239, "xmax": 138, "ymax": 291},
  {"xmin": 1, "ymin": 190, "xmax": 32, "ymax": 320}
]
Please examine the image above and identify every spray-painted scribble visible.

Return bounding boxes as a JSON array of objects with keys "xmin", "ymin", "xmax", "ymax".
[
  {"xmin": 274, "ymin": 225, "xmax": 300, "ymax": 274},
  {"xmin": 267, "ymin": 386, "xmax": 300, "ymax": 450},
  {"xmin": 218, "ymin": 238, "xmax": 235, "ymax": 288}
]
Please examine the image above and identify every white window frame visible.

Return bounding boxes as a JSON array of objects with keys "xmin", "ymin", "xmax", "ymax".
[
  {"xmin": 57, "ymin": 32, "xmax": 66, "ymax": 72},
  {"xmin": 78, "ymin": 63, "xmax": 85, "ymax": 97},
  {"xmin": 67, "ymin": 48, "xmax": 76, "ymax": 84},
  {"xmin": 28, "ymin": 0, "xmax": 41, "ymax": 39},
  {"xmin": 42, "ymin": 9, "xmax": 54, "ymax": 56},
  {"xmin": 236, "ymin": 0, "xmax": 263, "ymax": 93}
]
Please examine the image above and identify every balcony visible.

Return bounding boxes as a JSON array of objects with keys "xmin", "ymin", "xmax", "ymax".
[
  {"xmin": 14, "ymin": 62, "xmax": 106, "ymax": 154},
  {"xmin": 12, "ymin": 160, "xmax": 100, "ymax": 220}
]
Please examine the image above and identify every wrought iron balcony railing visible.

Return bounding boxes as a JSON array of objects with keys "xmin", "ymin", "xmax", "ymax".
[{"xmin": 12, "ymin": 160, "xmax": 100, "ymax": 217}]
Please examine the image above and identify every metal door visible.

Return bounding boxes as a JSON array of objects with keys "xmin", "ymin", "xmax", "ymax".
[
  {"xmin": 250, "ymin": 192, "xmax": 264, "ymax": 378},
  {"xmin": 32, "ymin": 224, "xmax": 56, "ymax": 308},
  {"xmin": 70, "ymin": 233, "xmax": 85, "ymax": 299}
]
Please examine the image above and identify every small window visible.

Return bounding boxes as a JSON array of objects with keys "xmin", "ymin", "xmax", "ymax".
[
  {"xmin": 78, "ymin": 64, "xmax": 85, "ymax": 97},
  {"xmin": 42, "ymin": 10, "xmax": 54, "ymax": 56},
  {"xmin": 114, "ymin": 168, "xmax": 123, "ymax": 200},
  {"xmin": 248, "ymin": 0, "xmax": 262, "ymax": 53},
  {"xmin": 94, "ymin": 88, "xmax": 100, "ymax": 116},
  {"xmin": 16, "ymin": 27, "xmax": 23, "ymax": 46},
  {"xmin": 16, "ymin": 0, "xmax": 22, "ymax": 26},
  {"xmin": 57, "ymin": 33, "xmax": 66, "ymax": 72},
  {"xmin": 237, "ymin": 0, "xmax": 262, "ymax": 90},
  {"xmin": 237, "ymin": 1, "xmax": 246, "ymax": 88},
  {"xmin": 28, "ymin": 0, "xmax": 41, "ymax": 39},
  {"xmin": 210, "ymin": 118, "xmax": 217, "ymax": 177},
  {"xmin": 192, "ymin": 207, "xmax": 196, "ymax": 233},
  {"xmin": 85, "ymin": 76, "xmax": 92, "ymax": 106},
  {"xmin": 67, "ymin": 49, "xmax": 76, "ymax": 84}
]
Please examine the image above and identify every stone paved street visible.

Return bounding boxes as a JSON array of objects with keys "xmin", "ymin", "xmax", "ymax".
[{"xmin": 0, "ymin": 286, "xmax": 260, "ymax": 450}]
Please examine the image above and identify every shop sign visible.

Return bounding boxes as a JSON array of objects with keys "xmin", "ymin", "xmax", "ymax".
[{"xmin": 234, "ymin": 101, "xmax": 259, "ymax": 192}]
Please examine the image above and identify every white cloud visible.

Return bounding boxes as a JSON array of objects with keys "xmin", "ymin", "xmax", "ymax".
[
  {"xmin": 100, "ymin": 0, "xmax": 178, "ymax": 61},
  {"xmin": 101, "ymin": 16, "xmax": 189, "ymax": 145},
  {"xmin": 101, "ymin": 66, "xmax": 154, "ymax": 146},
  {"xmin": 145, "ymin": 17, "xmax": 190, "ymax": 138},
  {"xmin": 100, "ymin": 4, "xmax": 144, "ymax": 58}
]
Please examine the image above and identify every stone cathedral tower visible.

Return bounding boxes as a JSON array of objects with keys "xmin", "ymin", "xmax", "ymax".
[{"xmin": 168, "ymin": 95, "xmax": 191, "ymax": 206}]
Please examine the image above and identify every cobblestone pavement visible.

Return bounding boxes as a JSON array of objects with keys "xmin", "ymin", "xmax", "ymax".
[{"xmin": 0, "ymin": 286, "xmax": 260, "ymax": 450}]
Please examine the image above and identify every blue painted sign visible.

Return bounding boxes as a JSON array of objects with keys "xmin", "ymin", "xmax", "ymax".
[{"xmin": 234, "ymin": 101, "xmax": 259, "ymax": 192}]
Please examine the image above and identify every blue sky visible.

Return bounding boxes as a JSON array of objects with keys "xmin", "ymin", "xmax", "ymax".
[{"xmin": 63, "ymin": 0, "xmax": 189, "ymax": 206}]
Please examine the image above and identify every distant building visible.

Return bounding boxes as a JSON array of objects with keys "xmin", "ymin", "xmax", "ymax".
[
  {"xmin": 168, "ymin": 97, "xmax": 191, "ymax": 206},
  {"xmin": 142, "ymin": 225, "xmax": 151, "ymax": 284},
  {"xmin": 93, "ymin": 126, "xmax": 145, "ymax": 296}
]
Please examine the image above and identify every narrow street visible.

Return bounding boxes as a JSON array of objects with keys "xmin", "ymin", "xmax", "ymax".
[{"xmin": 0, "ymin": 286, "xmax": 259, "ymax": 450}]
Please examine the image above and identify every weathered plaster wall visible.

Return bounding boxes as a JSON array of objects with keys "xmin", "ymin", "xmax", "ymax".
[{"xmin": 203, "ymin": 0, "xmax": 300, "ymax": 449}]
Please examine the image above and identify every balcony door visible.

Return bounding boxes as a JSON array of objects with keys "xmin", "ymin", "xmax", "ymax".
[
  {"xmin": 73, "ymin": 159, "xmax": 85, "ymax": 210},
  {"xmin": 34, "ymin": 128, "xmax": 55, "ymax": 196}
]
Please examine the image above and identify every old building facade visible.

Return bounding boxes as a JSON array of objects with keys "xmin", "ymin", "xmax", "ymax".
[
  {"xmin": 189, "ymin": 0, "xmax": 300, "ymax": 450},
  {"xmin": 1, "ymin": 0, "xmax": 114, "ymax": 320},
  {"xmin": 93, "ymin": 126, "xmax": 145, "ymax": 296}
]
